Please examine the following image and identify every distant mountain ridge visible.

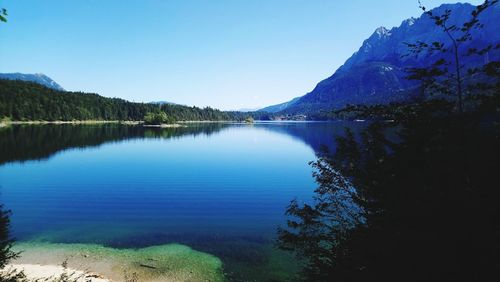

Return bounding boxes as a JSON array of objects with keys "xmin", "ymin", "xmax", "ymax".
[
  {"xmin": 260, "ymin": 2, "xmax": 500, "ymax": 114},
  {"xmin": 0, "ymin": 73, "xmax": 64, "ymax": 91},
  {"xmin": 260, "ymin": 97, "xmax": 301, "ymax": 113},
  {"xmin": 234, "ymin": 107, "xmax": 260, "ymax": 112},
  {"xmin": 150, "ymin": 101, "xmax": 178, "ymax": 106}
]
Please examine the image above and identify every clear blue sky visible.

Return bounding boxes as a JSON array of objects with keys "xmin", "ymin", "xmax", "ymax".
[{"xmin": 0, "ymin": 0, "xmax": 483, "ymax": 110}]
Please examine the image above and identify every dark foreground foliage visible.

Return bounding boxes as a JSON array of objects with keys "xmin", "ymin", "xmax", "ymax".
[
  {"xmin": 278, "ymin": 106, "xmax": 500, "ymax": 281},
  {"xmin": 0, "ymin": 205, "xmax": 26, "ymax": 282},
  {"xmin": 0, "ymin": 206, "xmax": 17, "ymax": 270}
]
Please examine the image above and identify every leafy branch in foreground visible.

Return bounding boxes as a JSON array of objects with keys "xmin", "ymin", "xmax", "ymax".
[
  {"xmin": 0, "ymin": 204, "xmax": 25, "ymax": 282},
  {"xmin": 0, "ymin": 8, "xmax": 7, "ymax": 23},
  {"xmin": 0, "ymin": 206, "xmax": 18, "ymax": 271},
  {"xmin": 404, "ymin": 0, "xmax": 498, "ymax": 113}
]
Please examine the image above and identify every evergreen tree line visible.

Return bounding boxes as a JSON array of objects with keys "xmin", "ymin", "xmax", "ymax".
[{"xmin": 0, "ymin": 79, "xmax": 238, "ymax": 122}]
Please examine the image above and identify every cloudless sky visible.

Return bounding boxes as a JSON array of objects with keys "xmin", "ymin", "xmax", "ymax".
[{"xmin": 0, "ymin": 0, "xmax": 484, "ymax": 110}]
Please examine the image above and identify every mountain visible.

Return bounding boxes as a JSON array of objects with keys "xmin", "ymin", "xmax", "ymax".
[
  {"xmin": 259, "ymin": 97, "xmax": 301, "ymax": 113},
  {"xmin": 0, "ymin": 73, "xmax": 64, "ymax": 91},
  {"xmin": 261, "ymin": 2, "xmax": 500, "ymax": 114},
  {"xmin": 234, "ymin": 108, "xmax": 260, "ymax": 112},
  {"xmin": 150, "ymin": 101, "xmax": 178, "ymax": 105}
]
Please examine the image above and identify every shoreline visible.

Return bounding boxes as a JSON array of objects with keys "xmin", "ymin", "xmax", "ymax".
[
  {"xmin": 3, "ymin": 264, "xmax": 110, "ymax": 282},
  {"xmin": 2, "ymin": 120, "xmax": 141, "ymax": 125},
  {"xmin": 10, "ymin": 242, "xmax": 224, "ymax": 282},
  {"xmin": 0, "ymin": 120, "xmax": 346, "ymax": 126},
  {"xmin": 0, "ymin": 120, "xmax": 241, "ymax": 126},
  {"xmin": 142, "ymin": 123, "xmax": 183, "ymax": 128}
]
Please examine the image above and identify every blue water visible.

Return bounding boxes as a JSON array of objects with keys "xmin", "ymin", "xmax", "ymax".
[{"xmin": 0, "ymin": 122, "xmax": 354, "ymax": 280}]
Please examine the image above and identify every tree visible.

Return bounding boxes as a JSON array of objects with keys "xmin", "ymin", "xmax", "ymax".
[
  {"xmin": 278, "ymin": 111, "xmax": 500, "ymax": 281},
  {"xmin": 278, "ymin": 124, "xmax": 391, "ymax": 281},
  {"xmin": 143, "ymin": 111, "xmax": 175, "ymax": 125},
  {"xmin": 0, "ymin": 8, "xmax": 7, "ymax": 23},
  {"xmin": 0, "ymin": 204, "xmax": 28, "ymax": 282},
  {"xmin": 0, "ymin": 205, "xmax": 17, "ymax": 270}
]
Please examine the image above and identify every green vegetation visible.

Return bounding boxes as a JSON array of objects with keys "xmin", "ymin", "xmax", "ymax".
[
  {"xmin": 244, "ymin": 117, "xmax": 254, "ymax": 123},
  {"xmin": 0, "ymin": 204, "xmax": 27, "ymax": 282},
  {"xmin": 0, "ymin": 79, "xmax": 236, "ymax": 122},
  {"xmin": 143, "ymin": 112, "xmax": 175, "ymax": 125},
  {"xmin": 0, "ymin": 206, "xmax": 16, "ymax": 270},
  {"xmin": 0, "ymin": 8, "xmax": 7, "ymax": 23}
]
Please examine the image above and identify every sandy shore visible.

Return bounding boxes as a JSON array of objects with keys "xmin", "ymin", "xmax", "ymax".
[
  {"xmin": 3, "ymin": 264, "xmax": 110, "ymax": 282},
  {"xmin": 10, "ymin": 242, "xmax": 224, "ymax": 282}
]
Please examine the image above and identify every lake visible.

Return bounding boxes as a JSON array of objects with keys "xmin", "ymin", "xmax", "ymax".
[{"xmin": 0, "ymin": 122, "xmax": 359, "ymax": 281}]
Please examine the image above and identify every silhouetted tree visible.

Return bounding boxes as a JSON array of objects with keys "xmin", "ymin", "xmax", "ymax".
[
  {"xmin": 279, "ymin": 111, "xmax": 500, "ymax": 281},
  {"xmin": 0, "ymin": 8, "xmax": 7, "ymax": 23},
  {"xmin": 0, "ymin": 205, "xmax": 17, "ymax": 269},
  {"xmin": 0, "ymin": 204, "xmax": 28, "ymax": 281}
]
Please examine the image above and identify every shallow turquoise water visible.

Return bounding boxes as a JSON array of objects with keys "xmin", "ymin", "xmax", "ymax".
[{"xmin": 0, "ymin": 122, "xmax": 354, "ymax": 280}]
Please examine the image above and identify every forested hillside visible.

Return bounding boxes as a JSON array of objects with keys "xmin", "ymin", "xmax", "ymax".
[{"xmin": 0, "ymin": 79, "xmax": 235, "ymax": 121}]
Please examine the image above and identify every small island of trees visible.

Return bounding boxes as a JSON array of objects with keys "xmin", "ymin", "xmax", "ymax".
[{"xmin": 143, "ymin": 112, "xmax": 176, "ymax": 125}]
